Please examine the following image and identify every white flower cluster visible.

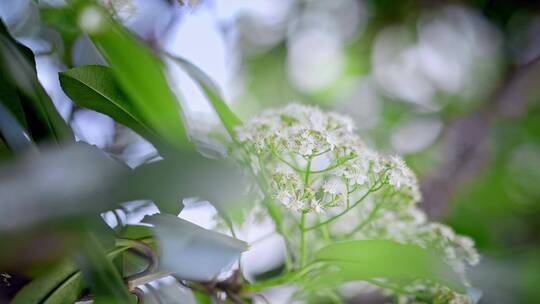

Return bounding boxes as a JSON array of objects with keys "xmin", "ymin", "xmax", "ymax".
[
  {"xmin": 235, "ymin": 103, "xmax": 420, "ymax": 213},
  {"xmin": 234, "ymin": 104, "xmax": 479, "ymax": 302}
]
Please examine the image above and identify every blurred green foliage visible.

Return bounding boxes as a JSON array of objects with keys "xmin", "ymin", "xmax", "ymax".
[{"xmin": 0, "ymin": 0, "xmax": 539, "ymax": 303}]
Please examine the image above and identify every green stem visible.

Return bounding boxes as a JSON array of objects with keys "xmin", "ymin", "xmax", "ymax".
[
  {"xmin": 304, "ymin": 158, "xmax": 312, "ymax": 185},
  {"xmin": 309, "ymin": 155, "xmax": 354, "ymax": 174},
  {"xmin": 311, "ymin": 149, "xmax": 331, "ymax": 157},
  {"xmin": 241, "ymin": 272, "xmax": 296, "ymax": 294},
  {"xmin": 343, "ymin": 202, "xmax": 383, "ymax": 239},
  {"xmin": 304, "ymin": 182, "xmax": 385, "ymax": 231},
  {"xmin": 343, "ymin": 188, "xmax": 395, "ymax": 239},
  {"xmin": 242, "ymin": 262, "xmax": 323, "ymax": 294},
  {"xmin": 299, "ymin": 212, "xmax": 307, "ymax": 268},
  {"xmin": 251, "ymin": 152, "xmax": 293, "ymax": 271},
  {"xmin": 272, "ymin": 150, "xmax": 304, "ymax": 173},
  {"xmin": 299, "ymin": 158, "xmax": 312, "ymax": 268},
  {"xmin": 319, "ymin": 215, "xmax": 333, "ymax": 241}
]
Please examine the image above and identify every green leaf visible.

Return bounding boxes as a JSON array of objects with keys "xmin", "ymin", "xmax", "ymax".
[
  {"xmin": 193, "ymin": 290, "xmax": 213, "ymax": 304},
  {"xmin": 0, "ymin": 142, "xmax": 243, "ymax": 232},
  {"xmin": 0, "ymin": 20, "xmax": 73, "ymax": 144},
  {"xmin": 0, "ymin": 137, "xmax": 11, "ymax": 160},
  {"xmin": 13, "ymin": 246, "xmax": 130, "ymax": 304},
  {"xmin": 11, "ymin": 260, "xmax": 79, "ymax": 304},
  {"xmin": 42, "ymin": 272, "xmax": 84, "ymax": 304},
  {"xmin": 144, "ymin": 214, "xmax": 248, "ymax": 281},
  {"xmin": 59, "ymin": 65, "xmax": 166, "ymax": 149},
  {"xmin": 167, "ymin": 55, "xmax": 242, "ymax": 139},
  {"xmin": 84, "ymin": 10, "xmax": 190, "ymax": 150},
  {"xmin": 0, "ymin": 102, "xmax": 34, "ymax": 153},
  {"xmin": 118, "ymin": 224, "xmax": 154, "ymax": 240},
  {"xmin": 125, "ymin": 152, "xmax": 246, "ymax": 214},
  {"xmin": 0, "ymin": 67, "xmax": 27, "ymax": 131},
  {"xmin": 76, "ymin": 233, "xmax": 133, "ymax": 303},
  {"xmin": 40, "ymin": 6, "xmax": 82, "ymax": 67},
  {"xmin": 0, "ymin": 142, "xmax": 129, "ymax": 232},
  {"xmin": 312, "ymin": 240, "xmax": 465, "ymax": 293}
]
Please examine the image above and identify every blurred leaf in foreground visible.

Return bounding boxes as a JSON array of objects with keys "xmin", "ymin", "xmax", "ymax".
[
  {"xmin": 0, "ymin": 142, "xmax": 127, "ymax": 232},
  {"xmin": 11, "ymin": 259, "xmax": 82, "ymax": 304},
  {"xmin": 144, "ymin": 214, "xmax": 247, "ymax": 281},
  {"xmin": 13, "ymin": 238, "xmax": 133, "ymax": 304},
  {"xmin": 0, "ymin": 139, "xmax": 248, "ymax": 232},
  {"xmin": 76, "ymin": 233, "xmax": 133, "ymax": 303},
  {"xmin": 125, "ymin": 152, "xmax": 248, "ymax": 214}
]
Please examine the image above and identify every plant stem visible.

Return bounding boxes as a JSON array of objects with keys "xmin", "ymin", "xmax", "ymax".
[
  {"xmin": 241, "ymin": 272, "xmax": 296, "ymax": 294},
  {"xmin": 272, "ymin": 150, "xmax": 304, "ymax": 173},
  {"xmin": 242, "ymin": 262, "xmax": 323, "ymax": 294},
  {"xmin": 309, "ymin": 155, "xmax": 354, "ymax": 174},
  {"xmin": 304, "ymin": 158, "xmax": 312, "ymax": 185},
  {"xmin": 299, "ymin": 158, "xmax": 312, "ymax": 268},
  {"xmin": 299, "ymin": 212, "xmax": 307, "ymax": 268},
  {"xmin": 304, "ymin": 182, "xmax": 385, "ymax": 231},
  {"xmin": 244, "ymin": 152, "xmax": 294, "ymax": 271},
  {"xmin": 318, "ymin": 215, "xmax": 332, "ymax": 241}
]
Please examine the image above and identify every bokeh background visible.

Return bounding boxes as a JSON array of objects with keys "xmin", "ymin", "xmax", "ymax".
[{"xmin": 1, "ymin": 0, "xmax": 540, "ymax": 303}]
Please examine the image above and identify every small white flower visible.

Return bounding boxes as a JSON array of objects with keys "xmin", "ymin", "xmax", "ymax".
[
  {"xmin": 312, "ymin": 199, "xmax": 324, "ymax": 213},
  {"xmin": 276, "ymin": 190, "xmax": 293, "ymax": 207},
  {"xmin": 308, "ymin": 111, "xmax": 327, "ymax": 132},
  {"xmin": 289, "ymin": 198, "xmax": 305, "ymax": 211},
  {"xmin": 323, "ymin": 178, "xmax": 347, "ymax": 196},
  {"xmin": 337, "ymin": 161, "xmax": 369, "ymax": 186},
  {"xmin": 387, "ymin": 171, "xmax": 402, "ymax": 188},
  {"xmin": 326, "ymin": 131, "xmax": 341, "ymax": 150}
]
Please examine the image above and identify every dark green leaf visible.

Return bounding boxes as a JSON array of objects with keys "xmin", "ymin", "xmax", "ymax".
[
  {"xmin": 13, "ymin": 244, "xmax": 132, "ymax": 304},
  {"xmin": 0, "ymin": 102, "xmax": 34, "ymax": 152},
  {"xmin": 144, "ymin": 214, "xmax": 247, "ymax": 281},
  {"xmin": 76, "ymin": 233, "xmax": 133, "ymax": 303},
  {"xmin": 0, "ymin": 20, "xmax": 73, "ymax": 144},
  {"xmin": 42, "ymin": 272, "xmax": 84, "ymax": 304},
  {"xmin": 0, "ymin": 137, "xmax": 11, "ymax": 160},
  {"xmin": 59, "ymin": 65, "xmax": 164, "ymax": 147},
  {"xmin": 11, "ymin": 260, "xmax": 79, "ymax": 304},
  {"xmin": 0, "ymin": 68, "xmax": 27, "ymax": 130}
]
